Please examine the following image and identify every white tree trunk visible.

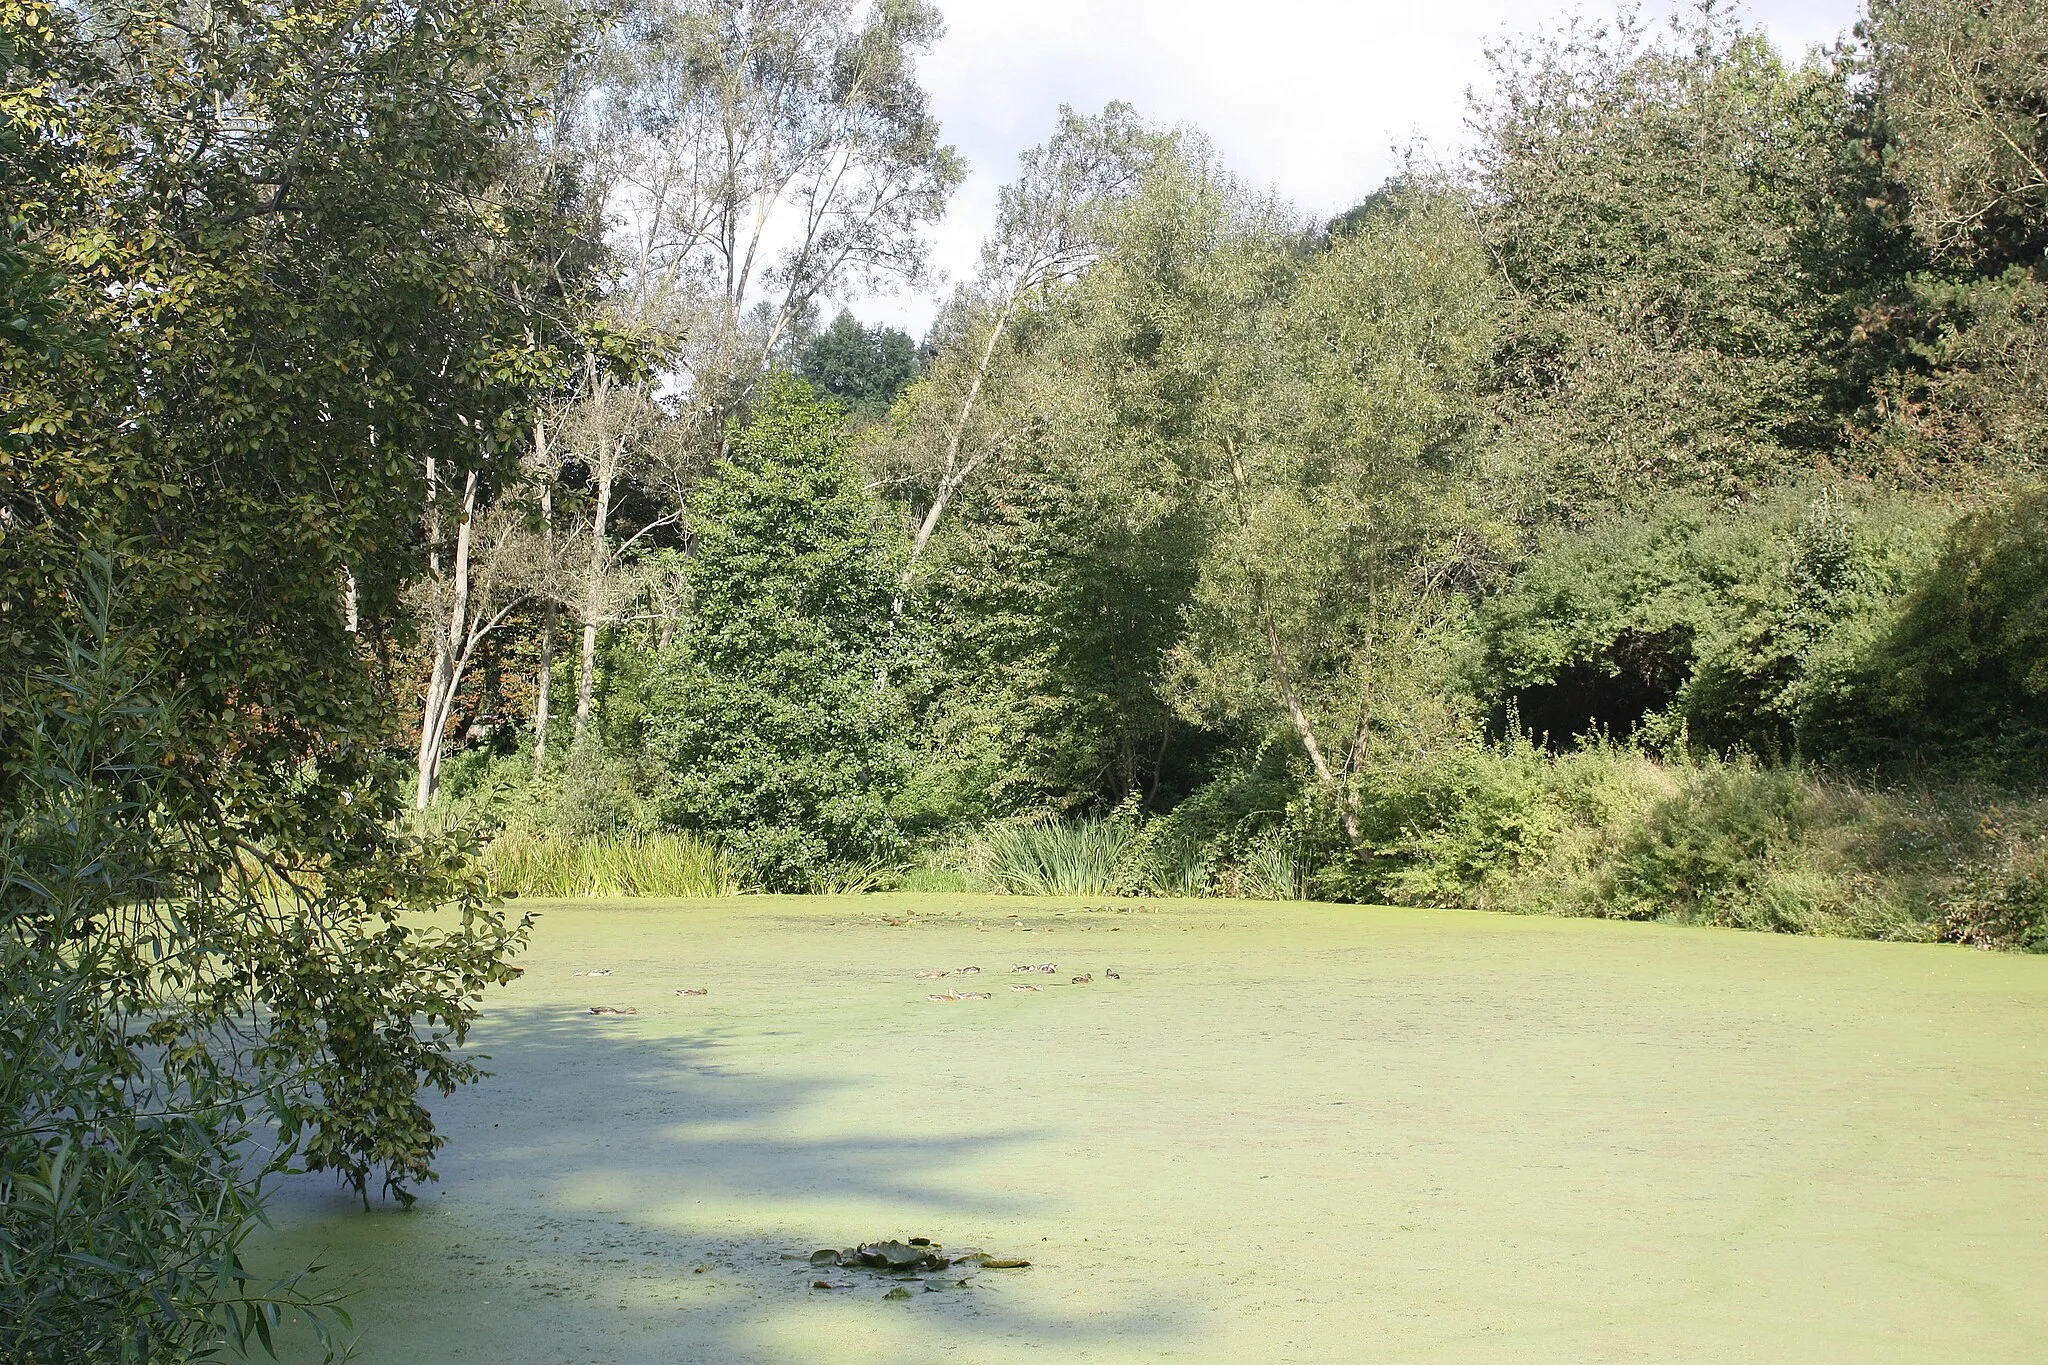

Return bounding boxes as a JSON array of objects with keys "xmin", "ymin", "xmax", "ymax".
[
  {"xmin": 888, "ymin": 304, "xmax": 1013, "ymax": 627},
  {"xmin": 574, "ymin": 431, "xmax": 617, "ymax": 743},
  {"xmin": 417, "ymin": 470, "xmax": 479, "ymax": 809},
  {"xmin": 532, "ymin": 420, "xmax": 556, "ymax": 779}
]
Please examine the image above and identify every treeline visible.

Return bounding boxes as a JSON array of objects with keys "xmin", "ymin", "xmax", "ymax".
[{"xmin": 428, "ymin": 4, "xmax": 2045, "ymax": 946}]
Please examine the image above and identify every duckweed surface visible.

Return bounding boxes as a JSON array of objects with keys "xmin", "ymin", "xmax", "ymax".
[{"xmin": 253, "ymin": 896, "xmax": 2048, "ymax": 1362}]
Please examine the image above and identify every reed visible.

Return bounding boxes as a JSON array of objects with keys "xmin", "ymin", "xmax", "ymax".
[
  {"xmin": 971, "ymin": 818, "xmax": 1139, "ymax": 896},
  {"xmin": 481, "ymin": 831, "xmax": 738, "ymax": 899}
]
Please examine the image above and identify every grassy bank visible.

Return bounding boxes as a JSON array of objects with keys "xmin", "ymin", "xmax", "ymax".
[{"xmin": 472, "ymin": 749, "xmax": 2046, "ymax": 952}]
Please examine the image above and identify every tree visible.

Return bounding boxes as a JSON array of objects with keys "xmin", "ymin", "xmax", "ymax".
[
  {"xmin": 413, "ymin": 466, "xmax": 562, "ymax": 806},
  {"xmin": 599, "ymin": 0, "xmax": 962, "ymax": 396},
  {"xmin": 1857, "ymin": 1, "xmax": 2048, "ymax": 484},
  {"xmin": 641, "ymin": 374, "xmax": 905, "ymax": 887},
  {"xmin": 870, "ymin": 104, "xmax": 1165, "ymax": 638},
  {"xmin": 1163, "ymin": 190, "xmax": 1499, "ymax": 843},
  {"xmin": 798, "ymin": 308, "xmax": 918, "ymax": 416},
  {"xmin": 1866, "ymin": 0, "xmax": 2048, "ymax": 268},
  {"xmin": 3, "ymin": 582, "xmax": 351, "ymax": 1360},
  {"xmin": 1, "ymin": 0, "xmax": 568, "ymax": 1280},
  {"xmin": 1471, "ymin": 6, "xmax": 1858, "ymax": 508}
]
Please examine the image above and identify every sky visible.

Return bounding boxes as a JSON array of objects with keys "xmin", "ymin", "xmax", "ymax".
[{"xmin": 845, "ymin": 0, "xmax": 1867, "ymax": 336}]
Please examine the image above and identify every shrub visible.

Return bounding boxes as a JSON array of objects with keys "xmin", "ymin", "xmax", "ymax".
[
  {"xmin": 1594, "ymin": 764, "xmax": 1808, "ymax": 921},
  {"xmin": 1473, "ymin": 490, "xmax": 1951, "ymax": 756},
  {"xmin": 1940, "ymin": 821, "xmax": 2048, "ymax": 951},
  {"xmin": 1227, "ymin": 831, "xmax": 1305, "ymax": 901},
  {"xmin": 1300, "ymin": 737, "xmax": 1668, "ymax": 908},
  {"xmin": 1274, "ymin": 728, "xmax": 2027, "ymax": 946},
  {"xmin": 1124, "ymin": 824, "xmax": 1211, "ymax": 897},
  {"xmin": 547, "ymin": 741, "xmax": 653, "ymax": 840},
  {"xmin": 1814, "ymin": 486, "xmax": 2048, "ymax": 777}
]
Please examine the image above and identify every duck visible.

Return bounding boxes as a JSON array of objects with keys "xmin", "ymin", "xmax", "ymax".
[
  {"xmin": 1071, "ymin": 973, "xmax": 1093, "ymax": 984},
  {"xmin": 1105, "ymin": 968, "xmax": 1120, "ymax": 979},
  {"xmin": 677, "ymin": 987, "xmax": 708, "ymax": 996}
]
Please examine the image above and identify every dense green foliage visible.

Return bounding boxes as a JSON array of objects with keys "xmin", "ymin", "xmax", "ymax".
[
  {"xmin": 642, "ymin": 375, "xmax": 907, "ymax": 889},
  {"xmin": 3, "ymin": 0, "xmax": 571, "ymax": 1352},
  {"xmin": 798, "ymin": 309, "xmax": 921, "ymax": 418},
  {"xmin": 439, "ymin": 6, "xmax": 2048, "ymax": 964},
  {"xmin": 1473, "ymin": 491, "xmax": 1952, "ymax": 753},
  {"xmin": 2, "ymin": 607, "xmax": 344, "ymax": 1362},
  {"xmin": 1824, "ymin": 488, "xmax": 2048, "ymax": 771}
]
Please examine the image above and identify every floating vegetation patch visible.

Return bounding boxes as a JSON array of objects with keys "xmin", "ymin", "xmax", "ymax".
[{"xmin": 790, "ymin": 1239, "xmax": 1031, "ymax": 1295}]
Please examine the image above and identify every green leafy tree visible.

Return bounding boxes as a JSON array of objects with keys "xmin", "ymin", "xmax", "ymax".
[
  {"xmin": 1472, "ymin": 490, "xmax": 1951, "ymax": 755},
  {"xmin": 1851, "ymin": 2, "xmax": 2048, "ymax": 484},
  {"xmin": 1473, "ymin": 7, "xmax": 1867, "ymax": 507},
  {"xmin": 869, "ymin": 103, "xmax": 1168, "ymax": 644},
  {"xmin": 1816, "ymin": 486, "xmax": 2048, "ymax": 773},
  {"xmin": 1157, "ymin": 185, "xmax": 1500, "ymax": 843},
  {"xmin": 1867, "ymin": 0, "xmax": 2048, "ymax": 268},
  {"xmin": 1, "ymin": 0, "xmax": 573, "ymax": 1345},
  {"xmin": 643, "ymin": 375, "xmax": 906, "ymax": 888},
  {"xmin": 3, "ymin": 583, "xmax": 363, "ymax": 1361},
  {"xmin": 798, "ymin": 309, "xmax": 918, "ymax": 417}
]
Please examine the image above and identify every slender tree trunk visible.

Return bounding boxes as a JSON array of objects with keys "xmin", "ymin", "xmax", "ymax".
[
  {"xmin": 887, "ymin": 305, "xmax": 1012, "ymax": 628},
  {"xmin": 417, "ymin": 457, "xmax": 448, "ymax": 810},
  {"xmin": 1147, "ymin": 722, "xmax": 1171, "ymax": 807},
  {"xmin": 873, "ymin": 307, "xmax": 1014, "ymax": 692},
  {"xmin": 1226, "ymin": 441, "xmax": 1363, "ymax": 844},
  {"xmin": 533, "ymin": 600, "xmax": 557, "ymax": 778},
  {"xmin": 1262, "ymin": 613, "xmax": 1362, "ymax": 844},
  {"xmin": 417, "ymin": 657, "xmax": 452, "ymax": 811},
  {"xmin": 417, "ymin": 470, "xmax": 478, "ymax": 809},
  {"xmin": 532, "ymin": 420, "xmax": 556, "ymax": 779},
  {"xmin": 574, "ymin": 431, "xmax": 616, "ymax": 743}
]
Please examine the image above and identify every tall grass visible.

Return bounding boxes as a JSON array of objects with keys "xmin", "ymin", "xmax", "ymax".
[
  {"xmin": 1135, "ymin": 827, "xmax": 1210, "ymax": 897},
  {"xmin": 1228, "ymin": 832, "xmax": 1304, "ymax": 901},
  {"xmin": 970, "ymin": 818, "xmax": 1138, "ymax": 896},
  {"xmin": 809, "ymin": 856, "xmax": 904, "ymax": 895},
  {"xmin": 481, "ymin": 831, "xmax": 737, "ymax": 899}
]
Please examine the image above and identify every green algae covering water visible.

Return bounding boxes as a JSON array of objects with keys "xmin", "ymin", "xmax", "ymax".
[{"xmin": 251, "ymin": 896, "xmax": 2048, "ymax": 1363}]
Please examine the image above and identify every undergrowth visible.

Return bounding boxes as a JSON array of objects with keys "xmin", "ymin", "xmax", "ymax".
[{"xmin": 1323, "ymin": 740, "xmax": 2046, "ymax": 946}]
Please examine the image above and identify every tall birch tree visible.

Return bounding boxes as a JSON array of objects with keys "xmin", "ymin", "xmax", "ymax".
[
  {"xmin": 1160, "ymin": 192, "xmax": 1498, "ymax": 843},
  {"xmin": 870, "ymin": 103, "xmax": 1165, "ymax": 638}
]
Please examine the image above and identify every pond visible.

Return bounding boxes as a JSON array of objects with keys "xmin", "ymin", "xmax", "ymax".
[{"xmin": 253, "ymin": 895, "xmax": 2048, "ymax": 1362}]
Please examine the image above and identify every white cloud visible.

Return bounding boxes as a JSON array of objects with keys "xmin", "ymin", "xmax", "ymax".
[{"xmin": 844, "ymin": 0, "xmax": 1865, "ymax": 336}]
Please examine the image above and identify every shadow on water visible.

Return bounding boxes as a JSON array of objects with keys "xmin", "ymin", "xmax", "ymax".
[{"xmin": 256, "ymin": 1003, "xmax": 1182, "ymax": 1363}]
